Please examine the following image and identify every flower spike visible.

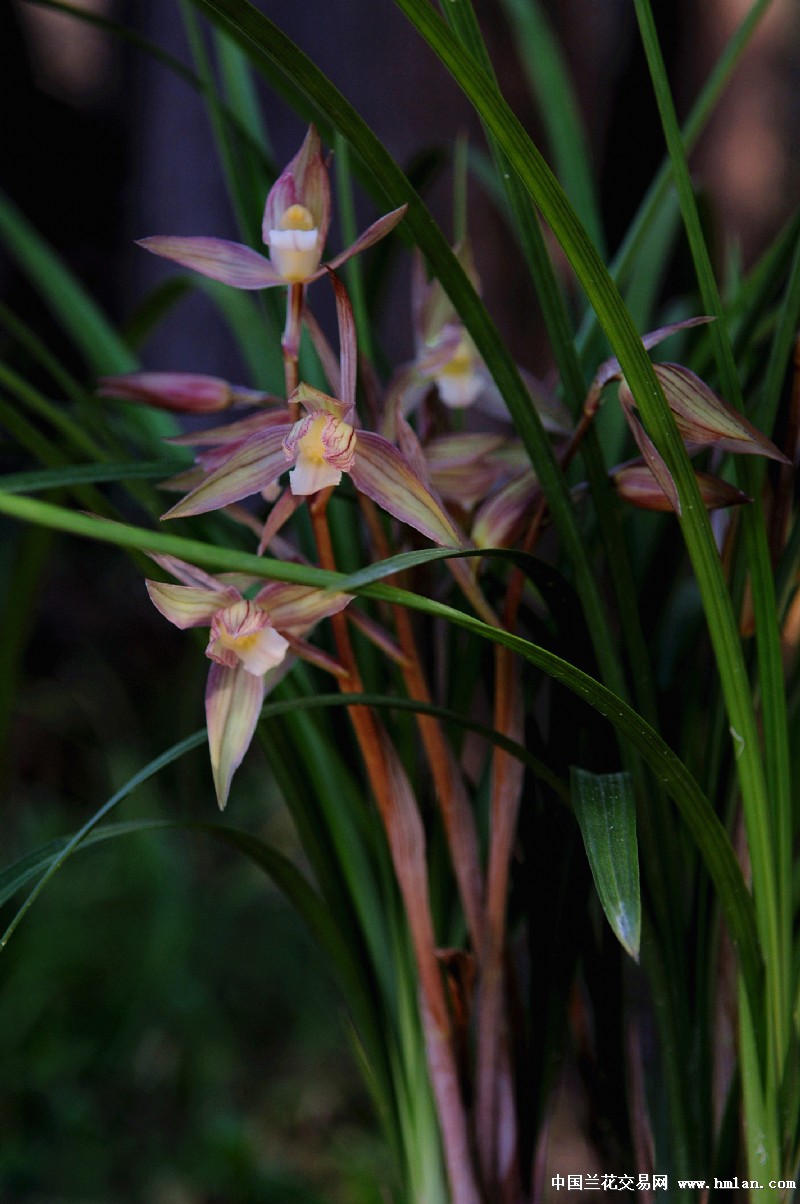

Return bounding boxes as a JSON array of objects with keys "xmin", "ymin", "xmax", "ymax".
[{"xmin": 160, "ymin": 274, "xmax": 461, "ymax": 548}]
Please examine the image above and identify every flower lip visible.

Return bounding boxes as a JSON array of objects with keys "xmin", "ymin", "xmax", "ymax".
[
  {"xmin": 207, "ymin": 599, "xmax": 290, "ymax": 676},
  {"xmin": 268, "ymin": 202, "xmax": 322, "ymax": 281},
  {"xmin": 283, "ymin": 411, "xmax": 357, "ymax": 496},
  {"xmin": 434, "ymin": 335, "xmax": 483, "ymax": 408}
]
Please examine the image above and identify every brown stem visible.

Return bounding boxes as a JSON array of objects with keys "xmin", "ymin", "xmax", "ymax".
[
  {"xmin": 358, "ymin": 494, "xmax": 486, "ymax": 956},
  {"xmin": 475, "ymin": 640, "xmax": 525, "ymax": 1200},
  {"xmin": 309, "ymin": 490, "xmax": 482, "ymax": 1204}
]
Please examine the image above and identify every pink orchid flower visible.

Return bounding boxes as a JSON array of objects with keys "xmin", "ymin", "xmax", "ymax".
[
  {"xmin": 137, "ymin": 125, "xmax": 406, "ymax": 291},
  {"xmin": 145, "ymin": 554, "xmax": 352, "ymax": 809},
  {"xmin": 389, "ymin": 243, "xmax": 570, "ymax": 436},
  {"xmin": 160, "ymin": 273, "xmax": 462, "ymax": 549}
]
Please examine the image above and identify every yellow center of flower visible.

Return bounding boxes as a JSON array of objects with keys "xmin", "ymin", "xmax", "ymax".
[
  {"xmin": 439, "ymin": 342, "xmax": 473, "ymax": 378},
  {"xmin": 218, "ymin": 629, "xmax": 261, "ymax": 655},
  {"xmin": 434, "ymin": 335, "xmax": 481, "ymax": 408},
  {"xmin": 279, "ymin": 203, "xmax": 316, "ymax": 232},
  {"xmin": 297, "ymin": 413, "xmax": 330, "ymax": 463},
  {"xmin": 270, "ymin": 205, "xmax": 321, "ymax": 281}
]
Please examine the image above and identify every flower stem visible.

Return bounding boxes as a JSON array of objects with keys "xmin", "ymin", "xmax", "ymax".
[{"xmin": 309, "ymin": 489, "xmax": 483, "ymax": 1204}]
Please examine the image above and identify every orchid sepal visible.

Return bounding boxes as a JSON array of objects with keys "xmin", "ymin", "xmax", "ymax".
[
  {"xmin": 166, "ymin": 409, "xmax": 292, "ymax": 448},
  {"xmin": 146, "ymin": 580, "xmax": 240, "ymax": 628},
  {"xmin": 324, "ymin": 206, "xmax": 408, "ymax": 276},
  {"xmin": 138, "ymin": 236, "xmax": 285, "ymax": 290},
  {"xmin": 161, "ymin": 427, "xmax": 289, "ymax": 520},
  {"xmin": 349, "ymin": 430, "xmax": 462, "ymax": 547},
  {"xmin": 647, "ymin": 364, "xmax": 790, "ymax": 461},
  {"xmin": 472, "ymin": 472, "xmax": 538, "ymax": 550}
]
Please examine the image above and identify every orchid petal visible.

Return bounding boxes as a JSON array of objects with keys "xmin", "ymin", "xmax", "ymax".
[
  {"xmin": 138, "ymin": 236, "xmax": 284, "ymax": 290},
  {"xmin": 325, "ymin": 205, "xmax": 408, "ymax": 273},
  {"xmin": 162, "ymin": 426, "xmax": 290, "ymax": 519},
  {"xmin": 205, "ymin": 661, "xmax": 265, "ymax": 810},
  {"xmin": 350, "ymin": 431, "xmax": 461, "ymax": 547},
  {"xmin": 146, "ymin": 580, "xmax": 240, "ymax": 629},
  {"xmin": 207, "ymin": 600, "xmax": 290, "ymax": 675},
  {"xmin": 263, "ymin": 126, "xmax": 331, "ymax": 245},
  {"xmin": 252, "ymin": 583, "xmax": 352, "ymax": 635},
  {"xmin": 288, "ymin": 455, "xmax": 342, "ymax": 495}
]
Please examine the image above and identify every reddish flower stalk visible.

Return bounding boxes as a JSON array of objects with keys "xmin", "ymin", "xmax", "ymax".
[
  {"xmin": 309, "ymin": 491, "xmax": 482, "ymax": 1204},
  {"xmin": 358, "ymin": 493, "xmax": 486, "ymax": 956}
]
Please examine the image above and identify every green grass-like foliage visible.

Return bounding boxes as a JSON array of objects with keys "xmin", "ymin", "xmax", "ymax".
[{"xmin": 2, "ymin": 1, "xmax": 798, "ymax": 1201}]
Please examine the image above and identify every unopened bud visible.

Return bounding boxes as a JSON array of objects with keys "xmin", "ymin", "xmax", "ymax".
[
  {"xmin": 98, "ymin": 372, "xmax": 239, "ymax": 413},
  {"xmin": 612, "ymin": 462, "xmax": 751, "ymax": 512}
]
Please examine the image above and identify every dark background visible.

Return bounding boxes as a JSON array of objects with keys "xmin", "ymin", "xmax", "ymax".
[{"xmin": 1, "ymin": 2, "xmax": 798, "ymax": 1200}]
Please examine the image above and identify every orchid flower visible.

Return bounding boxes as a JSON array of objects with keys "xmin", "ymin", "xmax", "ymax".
[
  {"xmin": 137, "ymin": 126, "xmax": 406, "ymax": 293},
  {"xmin": 389, "ymin": 242, "xmax": 570, "ymax": 436},
  {"xmin": 160, "ymin": 273, "xmax": 462, "ymax": 549},
  {"xmin": 145, "ymin": 554, "xmax": 352, "ymax": 809}
]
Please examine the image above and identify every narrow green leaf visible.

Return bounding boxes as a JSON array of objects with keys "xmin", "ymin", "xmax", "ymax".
[
  {"xmin": 634, "ymin": 0, "xmax": 789, "ymax": 1083},
  {"xmin": 0, "ymin": 731, "xmax": 206, "ymax": 948},
  {"xmin": 571, "ymin": 768, "xmax": 641, "ymax": 961},
  {"xmin": 499, "ymin": 0, "xmax": 605, "ymax": 254},
  {"xmin": 0, "ymin": 461, "xmax": 189, "ymax": 496}
]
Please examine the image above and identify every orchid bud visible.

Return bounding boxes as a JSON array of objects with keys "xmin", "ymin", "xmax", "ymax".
[
  {"xmin": 612, "ymin": 462, "xmax": 751, "ymax": 512},
  {"xmin": 98, "ymin": 372, "xmax": 243, "ymax": 414}
]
